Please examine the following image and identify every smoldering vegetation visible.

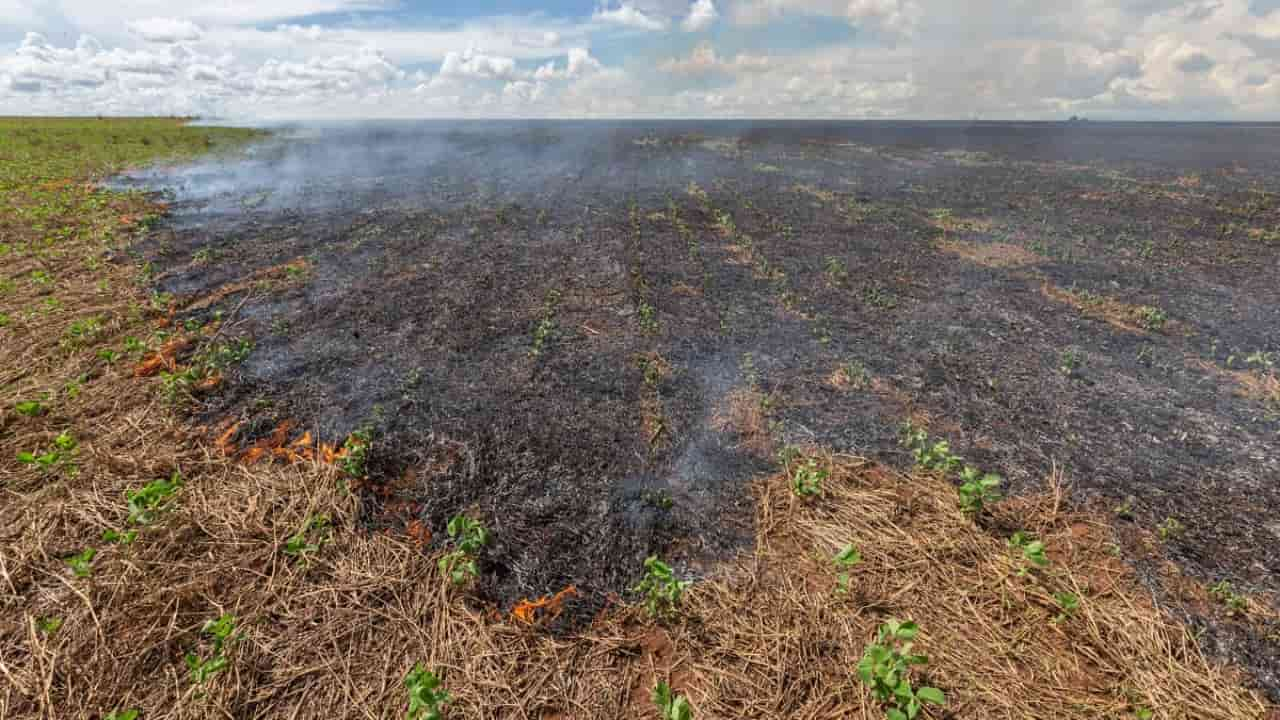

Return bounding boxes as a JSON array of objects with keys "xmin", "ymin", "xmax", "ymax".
[{"xmin": 121, "ymin": 120, "xmax": 1280, "ymax": 692}]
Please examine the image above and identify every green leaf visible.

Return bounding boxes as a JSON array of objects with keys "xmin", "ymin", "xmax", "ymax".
[
  {"xmin": 917, "ymin": 686, "xmax": 946, "ymax": 705},
  {"xmin": 895, "ymin": 621, "xmax": 919, "ymax": 639},
  {"xmin": 886, "ymin": 709, "xmax": 908, "ymax": 720}
]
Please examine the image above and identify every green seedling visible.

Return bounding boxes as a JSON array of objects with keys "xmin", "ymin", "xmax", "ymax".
[
  {"xmin": 653, "ymin": 680, "xmax": 693, "ymax": 720},
  {"xmin": 1060, "ymin": 348, "xmax": 1083, "ymax": 375},
  {"xmin": 1008, "ymin": 532, "xmax": 1049, "ymax": 575},
  {"xmin": 340, "ymin": 429, "xmax": 372, "ymax": 478},
  {"xmin": 37, "ymin": 616, "xmax": 63, "ymax": 635},
  {"xmin": 104, "ymin": 711, "xmax": 139, "ymax": 720},
  {"xmin": 530, "ymin": 317, "xmax": 555, "ymax": 356},
  {"xmin": 857, "ymin": 619, "xmax": 947, "ymax": 720},
  {"xmin": 791, "ymin": 458, "xmax": 827, "ymax": 498},
  {"xmin": 102, "ymin": 528, "xmax": 138, "ymax": 545},
  {"xmin": 97, "ymin": 348, "xmax": 120, "ymax": 363},
  {"xmin": 405, "ymin": 663, "xmax": 449, "ymax": 720},
  {"xmin": 15, "ymin": 400, "xmax": 44, "ymax": 416},
  {"xmin": 957, "ymin": 467, "xmax": 1002, "ymax": 515},
  {"xmin": 1157, "ymin": 516, "xmax": 1184, "ymax": 541},
  {"xmin": 438, "ymin": 515, "xmax": 488, "ymax": 586},
  {"xmin": 185, "ymin": 613, "xmax": 241, "ymax": 685},
  {"xmin": 1208, "ymin": 580, "xmax": 1248, "ymax": 616},
  {"xmin": 1132, "ymin": 708, "xmax": 1154, "ymax": 720},
  {"xmin": 1113, "ymin": 496, "xmax": 1136, "ymax": 520},
  {"xmin": 634, "ymin": 555, "xmax": 691, "ymax": 618},
  {"xmin": 1052, "ymin": 591, "xmax": 1080, "ymax": 623},
  {"xmin": 638, "ymin": 301, "xmax": 659, "ymax": 333},
  {"xmin": 123, "ymin": 336, "xmax": 146, "ymax": 354},
  {"xmin": 284, "ymin": 514, "xmax": 331, "ymax": 560},
  {"xmin": 833, "ymin": 544, "xmax": 862, "ymax": 595},
  {"xmin": 65, "ymin": 548, "xmax": 96, "ymax": 578},
  {"xmin": 126, "ymin": 471, "xmax": 182, "ymax": 525},
  {"xmin": 1137, "ymin": 306, "xmax": 1167, "ymax": 331}
]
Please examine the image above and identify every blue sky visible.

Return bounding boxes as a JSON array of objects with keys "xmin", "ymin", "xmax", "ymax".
[{"xmin": 2, "ymin": 0, "xmax": 1279, "ymax": 118}]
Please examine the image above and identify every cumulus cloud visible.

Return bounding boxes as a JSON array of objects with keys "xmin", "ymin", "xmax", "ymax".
[
  {"xmin": 438, "ymin": 49, "xmax": 520, "ymax": 80},
  {"xmin": 126, "ymin": 18, "xmax": 203, "ymax": 43},
  {"xmin": 593, "ymin": 3, "xmax": 669, "ymax": 31},
  {"xmin": 534, "ymin": 48, "xmax": 604, "ymax": 79},
  {"xmin": 4, "ymin": 0, "xmax": 1280, "ymax": 119},
  {"xmin": 681, "ymin": 0, "xmax": 719, "ymax": 31},
  {"xmin": 659, "ymin": 43, "xmax": 770, "ymax": 76}
]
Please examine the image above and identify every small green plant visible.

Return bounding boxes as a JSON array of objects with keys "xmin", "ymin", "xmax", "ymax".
[
  {"xmin": 833, "ymin": 544, "xmax": 862, "ymax": 595},
  {"xmin": 123, "ymin": 336, "xmax": 146, "ymax": 354},
  {"xmin": 340, "ymin": 429, "xmax": 372, "ymax": 478},
  {"xmin": 790, "ymin": 457, "xmax": 827, "ymax": 498},
  {"xmin": 1137, "ymin": 305, "xmax": 1167, "ymax": 331},
  {"xmin": 104, "ymin": 710, "xmax": 139, "ymax": 720},
  {"xmin": 1208, "ymin": 580, "xmax": 1248, "ymax": 616},
  {"xmin": 1113, "ymin": 496, "xmax": 1136, "ymax": 520},
  {"xmin": 652, "ymin": 680, "xmax": 693, "ymax": 720},
  {"xmin": 1157, "ymin": 516, "xmax": 1184, "ymax": 542},
  {"xmin": 1060, "ymin": 348, "xmax": 1083, "ymax": 375},
  {"xmin": 530, "ymin": 317, "xmax": 555, "ymax": 356},
  {"xmin": 1052, "ymin": 591, "xmax": 1080, "ymax": 623},
  {"xmin": 957, "ymin": 467, "xmax": 1002, "ymax": 515},
  {"xmin": 405, "ymin": 663, "xmax": 449, "ymax": 720},
  {"xmin": 17, "ymin": 430, "xmax": 78, "ymax": 474},
  {"xmin": 638, "ymin": 300, "xmax": 659, "ymax": 333},
  {"xmin": 857, "ymin": 619, "xmax": 947, "ymax": 720},
  {"xmin": 102, "ymin": 528, "xmax": 138, "ymax": 545},
  {"xmin": 1008, "ymin": 531, "xmax": 1049, "ymax": 575},
  {"xmin": 1132, "ymin": 707, "xmax": 1154, "ymax": 720},
  {"xmin": 284, "ymin": 514, "xmax": 331, "ymax": 561},
  {"xmin": 824, "ymin": 256, "xmax": 849, "ymax": 283},
  {"xmin": 185, "ymin": 613, "xmax": 241, "ymax": 685},
  {"xmin": 126, "ymin": 471, "xmax": 182, "ymax": 525},
  {"xmin": 14, "ymin": 400, "xmax": 43, "ymax": 416},
  {"xmin": 634, "ymin": 555, "xmax": 690, "ymax": 618},
  {"xmin": 36, "ymin": 616, "xmax": 63, "ymax": 635},
  {"xmin": 438, "ymin": 515, "xmax": 488, "ymax": 586},
  {"xmin": 840, "ymin": 359, "xmax": 871, "ymax": 389},
  {"xmin": 65, "ymin": 548, "xmax": 96, "ymax": 578}
]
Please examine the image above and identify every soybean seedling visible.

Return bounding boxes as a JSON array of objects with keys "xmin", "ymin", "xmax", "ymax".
[
  {"xmin": 857, "ymin": 619, "xmax": 947, "ymax": 720},
  {"xmin": 405, "ymin": 663, "xmax": 449, "ymax": 720},
  {"xmin": 1052, "ymin": 591, "xmax": 1080, "ymax": 623},
  {"xmin": 1208, "ymin": 580, "xmax": 1248, "ymax": 616},
  {"xmin": 284, "ymin": 514, "xmax": 331, "ymax": 561},
  {"xmin": 104, "ymin": 711, "xmax": 139, "ymax": 720},
  {"xmin": 126, "ymin": 470, "xmax": 182, "ymax": 525},
  {"xmin": 438, "ymin": 515, "xmax": 488, "ymax": 586},
  {"xmin": 653, "ymin": 681, "xmax": 693, "ymax": 720},
  {"xmin": 634, "ymin": 556, "xmax": 691, "ymax": 618},
  {"xmin": 1008, "ymin": 531, "xmax": 1049, "ymax": 576},
  {"xmin": 957, "ymin": 467, "xmax": 1002, "ymax": 515},
  {"xmin": 791, "ymin": 457, "xmax": 827, "ymax": 498},
  {"xmin": 64, "ymin": 548, "xmax": 96, "ymax": 578},
  {"xmin": 833, "ymin": 544, "xmax": 862, "ymax": 595},
  {"xmin": 185, "ymin": 613, "xmax": 241, "ymax": 685}
]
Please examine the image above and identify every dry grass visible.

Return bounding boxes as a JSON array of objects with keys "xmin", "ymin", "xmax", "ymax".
[
  {"xmin": 2, "ymin": 435, "xmax": 1271, "ymax": 718},
  {"xmin": 938, "ymin": 239, "xmax": 1041, "ymax": 268},
  {"xmin": 1042, "ymin": 283, "xmax": 1181, "ymax": 335}
]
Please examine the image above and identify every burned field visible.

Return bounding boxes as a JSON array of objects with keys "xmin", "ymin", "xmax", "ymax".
[{"xmin": 126, "ymin": 121, "xmax": 1280, "ymax": 691}]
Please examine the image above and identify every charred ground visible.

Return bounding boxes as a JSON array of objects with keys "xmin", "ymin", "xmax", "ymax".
[{"xmin": 124, "ymin": 121, "xmax": 1280, "ymax": 693}]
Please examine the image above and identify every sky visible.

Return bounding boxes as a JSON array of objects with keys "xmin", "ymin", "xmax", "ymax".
[{"xmin": 2, "ymin": 0, "xmax": 1280, "ymax": 119}]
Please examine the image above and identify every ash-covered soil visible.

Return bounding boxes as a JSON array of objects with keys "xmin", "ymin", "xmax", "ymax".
[{"xmin": 123, "ymin": 121, "xmax": 1280, "ymax": 696}]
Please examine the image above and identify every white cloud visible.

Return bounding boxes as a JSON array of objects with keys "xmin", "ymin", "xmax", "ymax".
[
  {"xmin": 3, "ymin": 0, "xmax": 1280, "ymax": 119},
  {"xmin": 438, "ymin": 49, "xmax": 520, "ymax": 80},
  {"xmin": 681, "ymin": 0, "xmax": 719, "ymax": 31},
  {"xmin": 593, "ymin": 3, "xmax": 670, "ymax": 31},
  {"xmin": 659, "ymin": 43, "xmax": 770, "ymax": 75},
  {"xmin": 535, "ymin": 48, "xmax": 605, "ymax": 79},
  {"xmin": 126, "ymin": 17, "xmax": 203, "ymax": 43}
]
